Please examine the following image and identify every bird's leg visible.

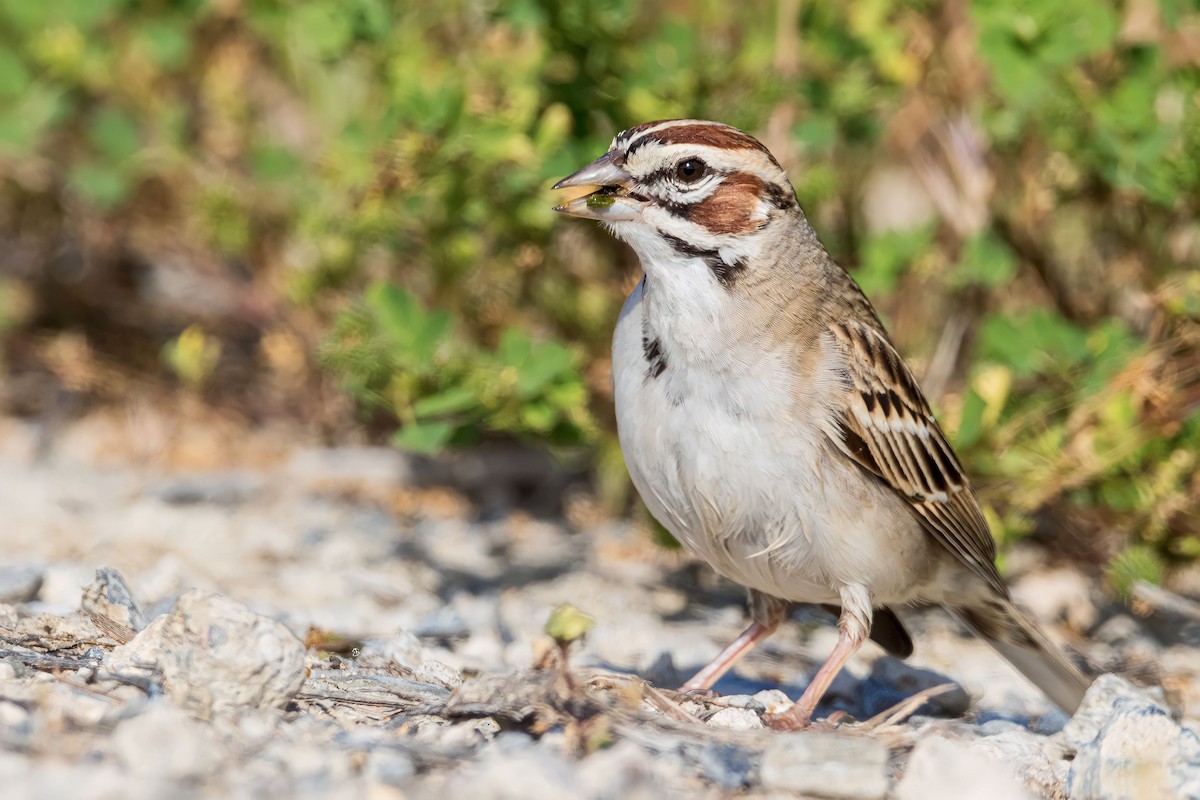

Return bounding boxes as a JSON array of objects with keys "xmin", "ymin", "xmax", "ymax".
[
  {"xmin": 679, "ymin": 591, "xmax": 789, "ymax": 693},
  {"xmin": 765, "ymin": 585, "xmax": 872, "ymax": 730}
]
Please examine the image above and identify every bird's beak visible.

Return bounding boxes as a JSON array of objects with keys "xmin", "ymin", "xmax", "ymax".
[{"xmin": 552, "ymin": 151, "xmax": 645, "ymax": 222}]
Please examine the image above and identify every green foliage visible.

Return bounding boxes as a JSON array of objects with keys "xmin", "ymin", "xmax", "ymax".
[
  {"xmin": 323, "ymin": 284, "xmax": 596, "ymax": 454},
  {"xmin": 1, "ymin": 1, "xmax": 1198, "ymax": 578},
  {"xmin": 1107, "ymin": 545, "xmax": 1167, "ymax": 599}
]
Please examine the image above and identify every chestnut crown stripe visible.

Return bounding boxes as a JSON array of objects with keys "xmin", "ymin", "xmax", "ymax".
[{"xmin": 617, "ymin": 120, "xmax": 782, "ymax": 169}]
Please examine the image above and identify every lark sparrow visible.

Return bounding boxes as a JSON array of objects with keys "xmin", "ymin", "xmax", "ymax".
[{"xmin": 554, "ymin": 119, "xmax": 1090, "ymax": 729}]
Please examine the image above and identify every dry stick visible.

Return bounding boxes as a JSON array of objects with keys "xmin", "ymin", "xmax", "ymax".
[
  {"xmin": 0, "ymin": 648, "xmax": 101, "ymax": 672},
  {"xmin": 861, "ymin": 683, "xmax": 959, "ymax": 731},
  {"xmin": 1132, "ymin": 580, "xmax": 1200, "ymax": 621},
  {"xmin": 584, "ymin": 672, "xmax": 704, "ymax": 725},
  {"xmin": 87, "ymin": 612, "xmax": 137, "ymax": 645}
]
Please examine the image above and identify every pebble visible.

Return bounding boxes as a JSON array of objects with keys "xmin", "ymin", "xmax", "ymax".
[
  {"xmin": 1066, "ymin": 676, "xmax": 1200, "ymax": 799},
  {"xmin": 576, "ymin": 740, "xmax": 662, "ymax": 799},
  {"xmin": 106, "ymin": 590, "xmax": 306, "ymax": 718},
  {"xmin": 752, "ymin": 689, "xmax": 794, "ymax": 716},
  {"xmin": 1060, "ymin": 673, "xmax": 1169, "ymax": 751},
  {"xmin": 36, "ymin": 563, "xmax": 96, "ymax": 613},
  {"xmin": 760, "ymin": 732, "xmax": 889, "ymax": 799},
  {"xmin": 436, "ymin": 732, "xmax": 579, "ymax": 800},
  {"xmin": 363, "ymin": 749, "xmax": 415, "ymax": 787},
  {"xmin": 0, "ymin": 566, "xmax": 42, "ymax": 604},
  {"xmin": 415, "ymin": 660, "xmax": 464, "ymax": 689},
  {"xmin": 146, "ymin": 471, "xmax": 266, "ymax": 506},
  {"xmin": 81, "ymin": 567, "xmax": 147, "ymax": 632},
  {"xmin": 113, "ymin": 702, "xmax": 224, "ymax": 779},
  {"xmin": 696, "ymin": 742, "xmax": 755, "ymax": 790},
  {"xmin": 895, "ymin": 736, "xmax": 1032, "ymax": 800},
  {"xmin": 706, "ymin": 707, "xmax": 763, "ymax": 730},
  {"xmin": 972, "ymin": 729, "xmax": 1067, "ymax": 797},
  {"xmin": 0, "ymin": 700, "xmax": 28, "ymax": 727},
  {"xmin": 378, "ymin": 630, "xmax": 425, "ymax": 671}
]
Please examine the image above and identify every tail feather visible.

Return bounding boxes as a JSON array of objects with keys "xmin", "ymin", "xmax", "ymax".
[{"xmin": 957, "ymin": 599, "xmax": 1091, "ymax": 715}]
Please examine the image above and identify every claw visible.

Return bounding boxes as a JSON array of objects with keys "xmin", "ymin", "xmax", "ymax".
[{"xmin": 763, "ymin": 706, "xmax": 813, "ymax": 731}]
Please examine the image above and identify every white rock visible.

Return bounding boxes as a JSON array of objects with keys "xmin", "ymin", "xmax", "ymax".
[
  {"xmin": 896, "ymin": 736, "xmax": 1033, "ymax": 800},
  {"xmin": 972, "ymin": 729, "xmax": 1067, "ymax": 797},
  {"xmin": 81, "ymin": 567, "xmax": 147, "ymax": 631},
  {"xmin": 0, "ymin": 662, "xmax": 15, "ymax": 681},
  {"xmin": 0, "ymin": 700, "xmax": 28, "ymax": 727},
  {"xmin": 708, "ymin": 693, "xmax": 758, "ymax": 709},
  {"xmin": 706, "ymin": 707, "xmax": 763, "ymax": 730},
  {"xmin": 106, "ymin": 590, "xmax": 306, "ymax": 718},
  {"xmin": 36, "ymin": 563, "xmax": 95, "ymax": 613},
  {"xmin": 363, "ymin": 749, "xmax": 415, "ymax": 787},
  {"xmin": 438, "ymin": 733, "xmax": 579, "ymax": 799},
  {"xmin": 760, "ymin": 732, "xmax": 889, "ymax": 799},
  {"xmin": 379, "ymin": 629, "xmax": 425, "ymax": 671},
  {"xmin": 113, "ymin": 701, "xmax": 223, "ymax": 779},
  {"xmin": 1011, "ymin": 568, "xmax": 1097, "ymax": 632},
  {"xmin": 752, "ymin": 689, "xmax": 794, "ymax": 716},
  {"xmin": 1067, "ymin": 678, "xmax": 1200, "ymax": 800},
  {"xmin": 577, "ymin": 740, "xmax": 660, "ymax": 800},
  {"xmin": 0, "ymin": 565, "xmax": 42, "ymax": 604},
  {"xmin": 1061, "ymin": 673, "xmax": 1169, "ymax": 751}
]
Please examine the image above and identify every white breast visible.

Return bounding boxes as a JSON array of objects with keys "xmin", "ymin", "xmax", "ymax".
[{"xmin": 612, "ymin": 278, "xmax": 933, "ymax": 606}]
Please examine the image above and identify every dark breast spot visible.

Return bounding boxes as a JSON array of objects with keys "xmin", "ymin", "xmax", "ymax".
[{"xmin": 642, "ymin": 335, "xmax": 668, "ymax": 379}]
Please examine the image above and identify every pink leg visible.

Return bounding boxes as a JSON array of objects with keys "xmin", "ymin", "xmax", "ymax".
[
  {"xmin": 680, "ymin": 619, "xmax": 780, "ymax": 692},
  {"xmin": 765, "ymin": 619, "xmax": 867, "ymax": 730}
]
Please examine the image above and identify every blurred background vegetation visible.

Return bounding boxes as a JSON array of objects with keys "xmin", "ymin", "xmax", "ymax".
[{"xmin": 1, "ymin": 0, "xmax": 1197, "ymax": 589}]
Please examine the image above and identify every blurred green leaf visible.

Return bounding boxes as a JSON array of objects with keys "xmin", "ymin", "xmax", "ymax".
[
  {"xmin": 953, "ymin": 232, "xmax": 1018, "ymax": 288},
  {"xmin": 291, "ymin": 2, "xmax": 355, "ymax": 59},
  {"xmin": 0, "ymin": 50, "xmax": 30, "ymax": 99},
  {"xmin": 412, "ymin": 386, "xmax": 477, "ymax": 418},
  {"xmin": 251, "ymin": 144, "xmax": 302, "ymax": 182},
  {"xmin": 366, "ymin": 283, "xmax": 452, "ymax": 372},
  {"xmin": 134, "ymin": 18, "xmax": 191, "ymax": 69},
  {"xmin": 855, "ymin": 225, "xmax": 935, "ymax": 297},
  {"xmin": 978, "ymin": 310, "xmax": 1089, "ymax": 377},
  {"xmin": 1107, "ymin": 545, "xmax": 1165, "ymax": 599},
  {"xmin": 793, "ymin": 115, "xmax": 839, "ymax": 153},
  {"xmin": 392, "ymin": 420, "xmax": 455, "ymax": 454},
  {"xmin": 69, "ymin": 162, "xmax": 130, "ymax": 208},
  {"xmin": 955, "ymin": 388, "xmax": 987, "ymax": 448},
  {"xmin": 90, "ymin": 108, "xmax": 141, "ymax": 162}
]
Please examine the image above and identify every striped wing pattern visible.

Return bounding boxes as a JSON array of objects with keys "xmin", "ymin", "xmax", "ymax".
[{"xmin": 828, "ymin": 320, "xmax": 1006, "ymax": 595}]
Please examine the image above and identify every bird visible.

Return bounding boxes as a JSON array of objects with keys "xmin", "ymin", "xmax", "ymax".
[{"xmin": 552, "ymin": 119, "xmax": 1091, "ymax": 729}]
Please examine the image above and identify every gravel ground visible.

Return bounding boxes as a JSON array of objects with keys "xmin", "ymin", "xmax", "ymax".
[{"xmin": 1, "ymin": 414, "xmax": 1199, "ymax": 799}]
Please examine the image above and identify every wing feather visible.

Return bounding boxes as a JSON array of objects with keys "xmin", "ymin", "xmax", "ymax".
[{"xmin": 827, "ymin": 320, "xmax": 1005, "ymax": 593}]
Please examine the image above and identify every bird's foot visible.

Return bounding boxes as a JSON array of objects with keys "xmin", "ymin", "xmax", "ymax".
[{"xmin": 762, "ymin": 706, "xmax": 813, "ymax": 731}]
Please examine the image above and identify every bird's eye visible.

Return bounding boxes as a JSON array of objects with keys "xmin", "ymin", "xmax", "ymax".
[{"xmin": 675, "ymin": 159, "xmax": 707, "ymax": 184}]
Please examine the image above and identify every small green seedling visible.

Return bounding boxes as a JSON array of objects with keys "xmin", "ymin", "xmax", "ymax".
[{"xmin": 545, "ymin": 603, "xmax": 595, "ymax": 645}]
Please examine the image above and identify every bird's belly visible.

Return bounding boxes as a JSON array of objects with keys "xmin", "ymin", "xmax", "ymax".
[{"xmin": 613, "ymin": 324, "xmax": 932, "ymax": 605}]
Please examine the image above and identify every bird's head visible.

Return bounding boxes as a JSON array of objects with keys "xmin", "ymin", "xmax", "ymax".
[{"xmin": 553, "ymin": 120, "xmax": 801, "ymax": 278}]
